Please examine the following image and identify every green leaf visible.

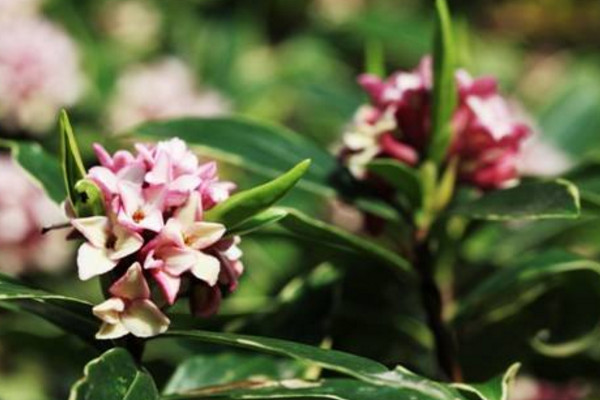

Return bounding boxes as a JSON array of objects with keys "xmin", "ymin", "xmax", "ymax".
[
  {"xmin": 155, "ymin": 330, "xmax": 461, "ymax": 400},
  {"xmin": 163, "ymin": 352, "xmax": 305, "ymax": 395},
  {"xmin": 205, "ymin": 160, "xmax": 310, "ymax": 229},
  {"xmin": 165, "ymin": 378, "xmax": 446, "ymax": 400},
  {"xmin": 60, "ymin": 110, "xmax": 87, "ymax": 208},
  {"xmin": 365, "ymin": 39, "xmax": 385, "ymax": 77},
  {"xmin": 0, "ymin": 140, "xmax": 65, "ymax": 204},
  {"xmin": 132, "ymin": 117, "xmax": 337, "ymax": 197},
  {"xmin": 453, "ymin": 250, "xmax": 600, "ymax": 356},
  {"xmin": 453, "ymin": 363, "xmax": 520, "ymax": 400},
  {"xmin": 73, "ymin": 179, "xmax": 106, "ymax": 217},
  {"xmin": 366, "ymin": 158, "xmax": 421, "ymax": 207},
  {"xmin": 277, "ymin": 208, "xmax": 413, "ymax": 276},
  {"xmin": 70, "ymin": 348, "xmax": 159, "ymax": 400},
  {"xmin": 0, "ymin": 273, "xmax": 100, "ymax": 346},
  {"xmin": 227, "ymin": 208, "xmax": 289, "ymax": 236},
  {"xmin": 450, "ymin": 180, "xmax": 581, "ymax": 220},
  {"xmin": 428, "ymin": 0, "xmax": 457, "ymax": 164}
]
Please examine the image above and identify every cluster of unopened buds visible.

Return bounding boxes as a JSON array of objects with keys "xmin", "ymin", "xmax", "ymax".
[
  {"xmin": 341, "ymin": 56, "xmax": 531, "ymax": 189},
  {"xmin": 69, "ymin": 138, "xmax": 242, "ymax": 339}
]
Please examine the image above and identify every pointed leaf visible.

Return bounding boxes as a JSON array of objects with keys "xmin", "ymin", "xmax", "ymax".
[
  {"xmin": 73, "ymin": 179, "xmax": 106, "ymax": 217},
  {"xmin": 453, "ymin": 363, "xmax": 520, "ymax": 400},
  {"xmin": 60, "ymin": 110, "xmax": 87, "ymax": 208},
  {"xmin": 226, "ymin": 208, "xmax": 289, "ymax": 236},
  {"xmin": 428, "ymin": 0, "xmax": 457, "ymax": 164},
  {"xmin": 366, "ymin": 159, "xmax": 422, "ymax": 207},
  {"xmin": 205, "ymin": 160, "xmax": 310, "ymax": 229}
]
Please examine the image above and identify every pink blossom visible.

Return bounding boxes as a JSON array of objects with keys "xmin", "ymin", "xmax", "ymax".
[
  {"xmin": 0, "ymin": 154, "xmax": 71, "ymax": 275},
  {"xmin": 107, "ymin": 58, "xmax": 230, "ymax": 132},
  {"xmin": 93, "ymin": 262, "xmax": 170, "ymax": 339},
  {"xmin": 73, "ymin": 138, "xmax": 242, "ymax": 336},
  {"xmin": 341, "ymin": 56, "xmax": 532, "ymax": 189},
  {"xmin": 0, "ymin": 16, "xmax": 83, "ymax": 133}
]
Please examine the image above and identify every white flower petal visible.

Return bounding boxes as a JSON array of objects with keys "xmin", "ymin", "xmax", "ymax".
[
  {"xmin": 185, "ymin": 222, "xmax": 226, "ymax": 250},
  {"xmin": 190, "ymin": 251, "xmax": 221, "ymax": 286},
  {"xmin": 77, "ymin": 243, "xmax": 116, "ymax": 280},
  {"xmin": 71, "ymin": 216, "xmax": 109, "ymax": 248},
  {"xmin": 109, "ymin": 263, "xmax": 150, "ymax": 300},
  {"xmin": 95, "ymin": 321, "xmax": 130, "ymax": 340},
  {"xmin": 121, "ymin": 299, "xmax": 170, "ymax": 338},
  {"xmin": 110, "ymin": 224, "xmax": 143, "ymax": 260},
  {"xmin": 93, "ymin": 297, "xmax": 126, "ymax": 324}
]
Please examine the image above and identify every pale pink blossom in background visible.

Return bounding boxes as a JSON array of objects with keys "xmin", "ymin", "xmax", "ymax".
[
  {"xmin": 0, "ymin": 0, "xmax": 41, "ymax": 18},
  {"xmin": 0, "ymin": 155, "xmax": 71, "ymax": 275},
  {"xmin": 510, "ymin": 377, "xmax": 586, "ymax": 400},
  {"xmin": 517, "ymin": 135, "xmax": 573, "ymax": 177},
  {"xmin": 0, "ymin": 16, "xmax": 83, "ymax": 134},
  {"xmin": 108, "ymin": 58, "xmax": 231, "ymax": 132},
  {"xmin": 98, "ymin": 0, "xmax": 162, "ymax": 51}
]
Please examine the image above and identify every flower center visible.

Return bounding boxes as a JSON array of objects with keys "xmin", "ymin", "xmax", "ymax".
[{"xmin": 132, "ymin": 209, "xmax": 145, "ymax": 223}]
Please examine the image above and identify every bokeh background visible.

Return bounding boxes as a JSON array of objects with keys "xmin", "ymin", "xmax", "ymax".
[{"xmin": 1, "ymin": 0, "xmax": 600, "ymax": 399}]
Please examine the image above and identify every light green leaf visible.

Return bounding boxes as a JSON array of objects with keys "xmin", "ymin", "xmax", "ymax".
[
  {"xmin": 69, "ymin": 348, "xmax": 159, "ymax": 400},
  {"xmin": 277, "ymin": 208, "xmax": 412, "ymax": 276},
  {"xmin": 132, "ymin": 117, "xmax": 337, "ymax": 198},
  {"xmin": 428, "ymin": 0, "xmax": 457, "ymax": 164},
  {"xmin": 164, "ymin": 352, "xmax": 305, "ymax": 395},
  {"xmin": 60, "ymin": 110, "xmax": 87, "ymax": 208},
  {"xmin": 0, "ymin": 140, "xmax": 65, "ymax": 204},
  {"xmin": 73, "ymin": 179, "xmax": 106, "ymax": 217},
  {"xmin": 450, "ymin": 180, "xmax": 580, "ymax": 220},
  {"xmin": 366, "ymin": 158, "xmax": 421, "ymax": 207},
  {"xmin": 227, "ymin": 208, "xmax": 289, "ymax": 236},
  {"xmin": 205, "ymin": 160, "xmax": 310, "ymax": 229}
]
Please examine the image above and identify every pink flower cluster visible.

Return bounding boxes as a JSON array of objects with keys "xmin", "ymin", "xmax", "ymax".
[
  {"xmin": 0, "ymin": 154, "xmax": 71, "ymax": 275},
  {"xmin": 342, "ymin": 57, "xmax": 531, "ymax": 189},
  {"xmin": 70, "ymin": 138, "xmax": 242, "ymax": 339}
]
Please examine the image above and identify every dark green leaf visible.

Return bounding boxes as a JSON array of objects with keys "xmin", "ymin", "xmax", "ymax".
[
  {"xmin": 70, "ymin": 348, "xmax": 159, "ymax": 400},
  {"xmin": 450, "ymin": 180, "xmax": 580, "ymax": 220},
  {"xmin": 277, "ymin": 208, "xmax": 412, "ymax": 276},
  {"xmin": 165, "ymin": 378, "xmax": 445, "ymax": 400},
  {"xmin": 0, "ymin": 273, "xmax": 99, "ymax": 346},
  {"xmin": 205, "ymin": 160, "xmax": 310, "ymax": 229},
  {"xmin": 366, "ymin": 159, "xmax": 422, "ymax": 207},
  {"xmin": 454, "ymin": 250, "xmax": 600, "ymax": 356},
  {"xmin": 0, "ymin": 140, "xmax": 65, "ymax": 204},
  {"xmin": 155, "ymin": 330, "xmax": 461, "ymax": 400},
  {"xmin": 60, "ymin": 110, "xmax": 87, "ymax": 208},
  {"xmin": 132, "ymin": 117, "xmax": 337, "ymax": 197},
  {"xmin": 164, "ymin": 352, "xmax": 305, "ymax": 395},
  {"xmin": 428, "ymin": 0, "xmax": 457, "ymax": 164}
]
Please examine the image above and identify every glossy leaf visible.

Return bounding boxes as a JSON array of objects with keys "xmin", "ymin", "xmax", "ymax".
[
  {"xmin": 428, "ymin": 0, "xmax": 457, "ymax": 164},
  {"xmin": 277, "ymin": 208, "xmax": 412, "ymax": 276},
  {"xmin": 70, "ymin": 348, "xmax": 159, "ymax": 400},
  {"xmin": 156, "ymin": 330, "xmax": 461, "ymax": 400},
  {"xmin": 0, "ymin": 139, "xmax": 65, "ymax": 204},
  {"xmin": 450, "ymin": 180, "xmax": 580, "ymax": 220},
  {"xmin": 60, "ymin": 110, "xmax": 87, "ymax": 208},
  {"xmin": 205, "ymin": 160, "xmax": 310, "ymax": 229},
  {"xmin": 164, "ymin": 352, "xmax": 305, "ymax": 395},
  {"xmin": 133, "ymin": 117, "xmax": 337, "ymax": 197},
  {"xmin": 165, "ymin": 378, "xmax": 443, "ymax": 400}
]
